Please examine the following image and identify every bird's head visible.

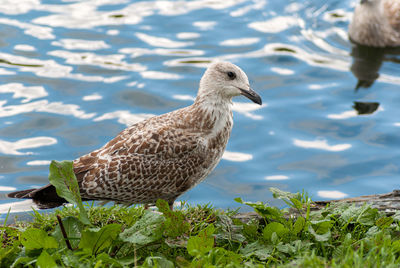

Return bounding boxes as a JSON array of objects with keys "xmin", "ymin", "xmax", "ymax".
[
  {"xmin": 198, "ymin": 61, "xmax": 262, "ymax": 105},
  {"xmin": 359, "ymin": 0, "xmax": 380, "ymax": 6}
]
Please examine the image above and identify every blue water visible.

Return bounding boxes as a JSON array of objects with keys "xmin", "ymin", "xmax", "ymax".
[{"xmin": 0, "ymin": 0, "xmax": 399, "ymax": 216}]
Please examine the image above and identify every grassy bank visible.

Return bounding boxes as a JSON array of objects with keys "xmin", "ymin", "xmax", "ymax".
[
  {"xmin": 2, "ymin": 161, "xmax": 400, "ymax": 267},
  {"xmin": 2, "ymin": 188, "xmax": 400, "ymax": 267}
]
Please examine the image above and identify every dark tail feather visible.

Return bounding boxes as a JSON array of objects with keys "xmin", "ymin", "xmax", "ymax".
[
  {"xmin": 7, "ymin": 188, "xmax": 36, "ymax": 199},
  {"xmin": 7, "ymin": 184, "xmax": 68, "ymax": 209}
]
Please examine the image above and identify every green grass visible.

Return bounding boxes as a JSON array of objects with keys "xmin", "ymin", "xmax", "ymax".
[
  {"xmin": 2, "ymin": 191, "xmax": 400, "ymax": 267},
  {"xmin": 1, "ymin": 161, "xmax": 400, "ymax": 267}
]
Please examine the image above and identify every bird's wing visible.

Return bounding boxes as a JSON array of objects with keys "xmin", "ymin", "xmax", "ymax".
[
  {"xmin": 384, "ymin": 1, "xmax": 400, "ymax": 31},
  {"xmin": 76, "ymin": 132, "xmax": 207, "ymax": 203},
  {"xmin": 73, "ymin": 113, "xmax": 209, "ymax": 202}
]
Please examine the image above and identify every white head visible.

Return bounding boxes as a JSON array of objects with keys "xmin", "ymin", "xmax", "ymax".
[
  {"xmin": 359, "ymin": 0, "xmax": 380, "ymax": 6},
  {"xmin": 197, "ymin": 61, "xmax": 262, "ymax": 105},
  {"xmin": 355, "ymin": 0, "xmax": 382, "ymax": 14}
]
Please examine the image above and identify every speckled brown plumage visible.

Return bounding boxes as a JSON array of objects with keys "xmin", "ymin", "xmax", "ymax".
[{"xmin": 7, "ymin": 61, "xmax": 262, "ymax": 209}]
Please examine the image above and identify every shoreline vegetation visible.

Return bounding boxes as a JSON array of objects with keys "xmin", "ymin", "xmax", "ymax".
[{"xmin": 2, "ymin": 161, "xmax": 400, "ymax": 267}]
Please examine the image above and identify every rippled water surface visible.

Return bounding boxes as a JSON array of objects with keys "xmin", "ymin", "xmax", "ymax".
[{"xmin": 1, "ymin": 0, "xmax": 400, "ymax": 215}]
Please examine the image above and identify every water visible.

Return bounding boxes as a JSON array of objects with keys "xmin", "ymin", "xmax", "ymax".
[{"xmin": 0, "ymin": 0, "xmax": 399, "ymax": 216}]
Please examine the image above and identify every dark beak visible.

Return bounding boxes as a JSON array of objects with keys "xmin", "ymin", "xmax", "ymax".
[{"xmin": 239, "ymin": 87, "xmax": 262, "ymax": 105}]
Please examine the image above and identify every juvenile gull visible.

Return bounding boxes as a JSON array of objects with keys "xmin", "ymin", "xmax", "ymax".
[
  {"xmin": 8, "ymin": 61, "xmax": 262, "ymax": 209},
  {"xmin": 349, "ymin": 0, "xmax": 400, "ymax": 47}
]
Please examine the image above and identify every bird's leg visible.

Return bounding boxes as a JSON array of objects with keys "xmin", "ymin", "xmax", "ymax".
[{"xmin": 168, "ymin": 200, "xmax": 174, "ymax": 211}]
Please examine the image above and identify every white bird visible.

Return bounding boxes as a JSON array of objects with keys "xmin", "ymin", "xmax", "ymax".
[
  {"xmin": 349, "ymin": 0, "xmax": 400, "ymax": 47},
  {"xmin": 8, "ymin": 61, "xmax": 262, "ymax": 209}
]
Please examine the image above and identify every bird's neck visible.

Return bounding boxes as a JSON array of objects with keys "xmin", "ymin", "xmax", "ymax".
[{"xmin": 185, "ymin": 93, "xmax": 233, "ymax": 136}]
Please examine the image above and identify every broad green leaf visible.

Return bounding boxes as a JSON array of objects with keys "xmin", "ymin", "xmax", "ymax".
[
  {"xmin": 120, "ymin": 211, "xmax": 164, "ymax": 246},
  {"xmin": 95, "ymin": 252, "xmax": 124, "ymax": 266},
  {"xmin": 48, "ymin": 160, "xmax": 90, "ymax": 225},
  {"xmin": 339, "ymin": 204, "xmax": 378, "ymax": 226},
  {"xmin": 79, "ymin": 224, "xmax": 121, "ymax": 255},
  {"xmin": 263, "ymin": 222, "xmax": 289, "ymax": 241},
  {"xmin": 52, "ymin": 216, "xmax": 83, "ymax": 249},
  {"xmin": 240, "ymin": 241, "xmax": 272, "ymax": 260},
  {"xmin": 235, "ymin": 197, "xmax": 284, "ymax": 221},
  {"xmin": 356, "ymin": 206, "xmax": 379, "ymax": 226},
  {"xmin": 142, "ymin": 255, "xmax": 174, "ymax": 268},
  {"xmin": 20, "ymin": 228, "xmax": 58, "ymax": 250},
  {"xmin": 376, "ymin": 216, "xmax": 393, "ymax": 229},
  {"xmin": 201, "ymin": 247, "xmax": 242, "ymax": 266},
  {"xmin": 36, "ymin": 250, "xmax": 57, "ymax": 268},
  {"xmin": 310, "ymin": 219, "xmax": 333, "ymax": 234},
  {"xmin": 293, "ymin": 217, "xmax": 305, "ymax": 235},
  {"xmin": 365, "ymin": 226, "xmax": 380, "ymax": 237},
  {"xmin": 308, "ymin": 225, "xmax": 331, "ymax": 242},
  {"xmin": 60, "ymin": 251, "xmax": 83, "ymax": 268},
  {"xmin": 187, "ymin": 224, "xmax": 215, "ymax": 257}
]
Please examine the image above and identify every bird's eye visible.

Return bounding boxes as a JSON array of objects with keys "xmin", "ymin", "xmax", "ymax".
[{"xmin": 227, "ymin": 71, "xmax": 236, "ymax": 80}]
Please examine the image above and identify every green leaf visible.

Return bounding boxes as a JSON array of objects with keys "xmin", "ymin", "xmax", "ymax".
[
  {"xmin": 310, "ymin": 219, "xmax": 333, "ymax": 234},
  {"xmin": 156, "ymin": 199, "xmax": 189, "ymax": 237},
  {"xmin": 290, "ymin": 198, "xmax": 303, "ymax": 210},
  {"xmin": 365, "ymin": 226, "xmax": 380, "ymax": 237},
  {"xmin": 52, "ymin": 216, "xmax": 83, "ymax": 249},
  {"xmin": 48, "ymin": 160, "xmax": 90, "ymax": 225},
  {"xmin": 79, "ymin": 224, "xmax": 121, "ymax": 255},
  {"xmin": 270, "ymin": 187, "xmax": 299, "ymax": 200},
  {"xmin": 187, "ymin": 224, "xmax": 215, "ymax": 257},
  {"xmin": 235, "ymin": 198, "xmax": 285, "ymax": 222},
  {"xmin": 376, "ymin": 216, "xmax": 393, "ymax": 229},
  {"xmin": 308, "ymin": 225, "xmax": 331, "ymax": 242},
  {"xmin": 339, "ymin": 204, "xmax": 379, "ymax": 226},
  {"xmin": 142, "ymin": 254, "xmax": 174, "ymax": 268},
  {"xmin": 120, "ymin": 211, "xmax": 165, "ymax": 246},
  {"xmin": 356, "ymin": 206, "xmax": 379, "ymax": 226},
  {"xmin": 215, "ymin": 215, "xmax": 246, "ymax": 243},
  {"xmin": 263, "ymin": 222, "xmax": 289, "ymax": 241},
  {"xmin": 36, "ymin": 250, "xmax": 58, "ymax": 268},
  {"xmin": 240, "ymin": 241, "xmax": 272, "ymax": 260},
  {"xmin": 20, "ymin": 228, "xmax": 58, "ymax": 250},
  {"xmin": 95, "ymin": 252, "xmax": 124, "ymax": 266},
  {"xmin": 293, "ymin": 217, "xmax": 306, "ymax": 235},
  {"xmin": 11, "ymin": 256, "xmax": 34, "ymax": 268},
  {"xmin": 0, "ymin": 242, "xmax": 21, "ymax": 268}
]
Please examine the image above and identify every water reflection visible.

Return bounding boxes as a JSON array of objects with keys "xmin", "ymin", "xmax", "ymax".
[
  {"xmin": 0, "ymin": 186, "xmax": 16, "ymax": 191},
  {"xmin": 352, "ymin": 101, "xmax": 379, "ymax": 115},
  {"xmin": 350, "ymin": 44, "xmax": 400, "ymax": 88},
  {"xmin": 293, "ymin": 138, "xmax": 351, "ymax": 152},
  {"xmin": 0, "ymin": 83, "xmax": 47, "ymax": 103},
  {"xmin": 317, "ymin": 190, "xmax": 347, "ymax": 199},
  {"xmin": 0, "ymin": 100, "xmax": 95, "ymax": 119},
  {"xmin": 222, "ymin": 151, "xmax": 253, "ymax": 162},
  {"xmin": 350, "ymin": 44, "xmax": 385, "ymax": 90},
  {"xmin": 52, "ymin": 39, "xmax": 110, "ymax": 50},
  {"xmin": 265, "ymin": 175, "xmax": 289, "ymax": 181},
  {"xmin": 0, "ymin": 137, "xmax": 57, "ymax": 155}
]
